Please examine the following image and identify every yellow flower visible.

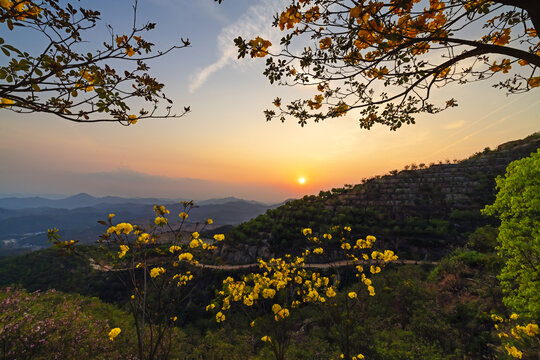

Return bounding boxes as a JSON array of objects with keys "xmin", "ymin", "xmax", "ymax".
[
  {"xmin": 0, "ymin": 97, "xmax": 14, "ymax": 106},
  {"xmin": 118, "ymin": 245, "xmax": 129, "ymax": 258},
  {"xmin": 216, "ymin": 311, "xmax": 225, "ymax": 322},
  {"xmin": 213, "ymin": 234, "xmax": 225, "ymax": 241},
  {"xmin": 192, "ymin": 231, "xmax": 200, "ymax": 239},
  {"xmin": 206, "ymin": 218, "xmax": 213, "ymax": 225},
  {"xmin": 278, "ymin": 4, "xmax": 302, "ymax": 30},
  {"xmin": 489, "ymin": 59, "xmax": 511, "ymax": 74},
  {"xmin": 528, "ymin": 76, "xmax": 540, "ymax": 88},
  {"xmin": 150, "ymin": 267, "xmax": 165, "ymax": 278},
  {"xmin": 125, "ymin": 46, "xmax": 135, "ymax": 57},
  {"xmin": 154, "ymin": 216, "xmax": 167, "ymax": 225},
  {"xmin": 243, "ymin": 296, "xmax": 254, "ymax": 306},
  {"xmin": 319, "ymin": 37, "xmax": 332, "ymax": 50},
  {"xmin": 302, "ymin": 228, "xmax": 312, "ymax": 236},
  {"xmin": 326, "ymin": 287, "xmax": 336, "ymax": 297},
  {"xmin": 261, "ymin": 335, "xmax": 271, "ymax": 343},
  {"xmin": 114, "ymin": 222, "xmax": 133, "ymax": 235},
  {"xmin": 262, "ymin": 288, "xmax": 276, "ymax": 299},
  {"xmin": 250, "ymin": 320, "xmax": 255, "ymax": 327},
  {"xmin": 525, "ymin": 323, "xmax": 539, "ymax": 336},
  {"xmin": 348, "ymin": 291, "xmax": 357, "ymax": 299},
  {"xmin": 169, "ymin": 245, "xmax": 182, "ymax": 253},
  {"xmin": 189, "ymin": 239, "xmax": 200, "ymax": 248},
  {"xmin": 108, "ymin": 327, "xmax": 121, "ymax": 341},
  {"xmin": 127, "ymin": 114, "xmax": 138, "ymax": 124},
  {"xmin": 505, "ymin": 344, "xmax": 522, "ymax": 359},
  {"xmin": 249, "ymin": 36, "xmax": 272, "ymax": 57},
  {"xmin": 333, "ymin": 103, "xmax": 349, "ymax": 117},
  {"xmin": 510, "ymin": 313, "xmax": 519, "ymax": 320},
  {"xmin": 179, "ymin": 212, "xmax": 188, "ymax": 219},
  {"xmin": 138, "ymin": 233, "xmax": 150, "ymax": 244},
  {"xmin": 0, "ymin": 0, "xmax": 13, "ymax": 10},
  {"xmin": 178, "ymin": 252, "xmax": 193, "ymax": 261},
  {"xmin": 313, "ymin": 247, "xmax": 324, "ymax": 254}
]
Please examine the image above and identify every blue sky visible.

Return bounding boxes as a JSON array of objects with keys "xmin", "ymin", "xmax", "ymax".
[{"xmin": 0, "ymin": 0, "xmax": 538, "ymax": 202}]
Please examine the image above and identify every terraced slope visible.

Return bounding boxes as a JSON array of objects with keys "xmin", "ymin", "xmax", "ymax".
[{"xmin": 220, "ymin": 133, "xmax": 540, "ymax": 263}]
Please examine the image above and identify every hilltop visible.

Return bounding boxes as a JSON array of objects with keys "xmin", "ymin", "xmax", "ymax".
[{"xmin": 220, "ymin": 132, "xmax": 540, "ymax": 263}]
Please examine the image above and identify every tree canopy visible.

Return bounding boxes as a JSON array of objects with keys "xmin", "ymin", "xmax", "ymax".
[
  {"xmin": 483, "ymin": 149, "xmax": 540, "ymax": 319},
  {"xmin": 0, "ymin": 0, "xmax": 190, "ymax": 124},
  {"xmin": 236, "ymin": 0, "xmax": 539, "ymax": 129}
]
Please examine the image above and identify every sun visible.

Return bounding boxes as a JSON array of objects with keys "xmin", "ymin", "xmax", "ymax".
[{"xmin": 298, "ymin": 177, "xmax": 306, "ymax": 185}]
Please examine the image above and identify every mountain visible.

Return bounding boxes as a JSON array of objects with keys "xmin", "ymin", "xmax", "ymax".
[
  {"xmin": 0, "ymin": 199, "xmax": 281, "ymax": 255},
  {"xmin": 0, "ymin": 193, "xmax": 180, "ymax": 210},
  {"xmin": 219, "ymin": 132, "xmax": 540, "ymax": 264},
  {"xmin": 0, "ymin": 193, "xmax": 276, "ymax": 210}
]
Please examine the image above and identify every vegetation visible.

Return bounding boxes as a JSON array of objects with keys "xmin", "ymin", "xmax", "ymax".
[
  {"xmin": 223, "ymin": 134, "xmax": 539, "ymax": 262},
  {"xmin": 236, "ymin": 0, "xmax": 539, "ymax": 129},
  {"xmin": 0, "ymin": 224, "xmax": 526, "ymax": 359},
  {"xmin": 1, "ymin": 1, "xmax": 538, "ymax": 359},
  {"xmin": 483, "ymin": 149, "xmax": 540, "ymax": 319},
  {"xmin": 0, "ymin": 0, "xmax": 191, "ymax": 123}
]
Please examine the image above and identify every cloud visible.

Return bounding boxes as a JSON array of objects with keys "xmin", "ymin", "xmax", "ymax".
[
  {"xmin": 444, "ymin": 120, "xmax": 466, "ymax": 129},
  {"xmin": 433, "ymin": 98, "xmax": 540, "ymax": 156},
  {"xmin": 189, "ymin": 0, "xmax": 286, "ymax": 93}
]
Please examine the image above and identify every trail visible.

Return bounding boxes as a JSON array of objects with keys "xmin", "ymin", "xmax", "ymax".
[
  {"xmin": 197, "ymin": 259, "xmax": 438, "ymax": 270},
  {"xmin": 89, "ymin": 258, "xmax": 438, "ymax": 272}
]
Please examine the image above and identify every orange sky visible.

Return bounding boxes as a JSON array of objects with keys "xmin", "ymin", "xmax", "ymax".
[{"xmin": 0, "ymin": 0, "xmax": 538, "ymax": 202}]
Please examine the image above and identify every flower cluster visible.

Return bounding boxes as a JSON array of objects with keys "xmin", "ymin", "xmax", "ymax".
[
  {"xmin": 492, "ymin": 313, "xmax": 540, "ymax": 359},
  {"xmin": 210, "ymin": 252, "xmax": 336, "ymax": 325},
  {"xmin": 108, "ymin": 327, "xmax": 121, "ymax": 341}
]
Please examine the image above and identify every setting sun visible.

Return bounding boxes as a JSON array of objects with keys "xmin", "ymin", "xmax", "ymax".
[{"xmin": 298, "ymin": 177, "xmax": 306, "ymax": 185}]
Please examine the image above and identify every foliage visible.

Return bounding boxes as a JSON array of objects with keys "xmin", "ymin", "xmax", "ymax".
[
  {"xmin": 0, "ymin": 0, "xmax": 191, "ymax": 123},
  {"xmin": 235, "ymin": 0, "xmax": 539, "ymax": 129},
  {"xmin": 483, "ymin": 149, "xmax": 540, "ymax": 318},
  {"xmin": 210, "ymin": 226, "xmax": 397, "ymax": 360},
  {"xmin": 0, "ymin": 227, "xmax": 515, "ymax": 359},
  {"xmin": 491, "ymin": 313, "xmax": 539, "ymax": 359},
  {"xmin": 0, "ymin": 287, "xmax": 135, "ymax": 359},
  {"xmin": 48, "ymin": 202, "xmax": 225, "ymax": 360}
]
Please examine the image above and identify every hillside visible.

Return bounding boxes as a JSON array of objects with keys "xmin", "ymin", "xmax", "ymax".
[{"xmin": 220, "ymin": 132, "xmax": 540, "ymax": 263}]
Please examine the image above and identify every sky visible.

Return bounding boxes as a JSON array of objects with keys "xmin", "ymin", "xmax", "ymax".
[{"xmin": 0, "ymin": 0, "xmax": 538, "ymax": 203}]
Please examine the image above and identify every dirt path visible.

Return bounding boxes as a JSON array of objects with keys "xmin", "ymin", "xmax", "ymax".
[
  {"xmin": 89, "ymin": 257, "xmax": 438, "ymax": 272},
  {"xmin": 197, "ymin": 259, "xmax": 438, "ymax": 271}
]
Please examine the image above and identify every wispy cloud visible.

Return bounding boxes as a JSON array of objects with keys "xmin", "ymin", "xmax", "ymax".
[
  {"xmin": 189, "ymin": 0, "xmax": 286, "ymax": 93},
  {"xmin": 433, "ymin": 98, "xmax": 540, "ymax": 156},
  {"xmin": 444, "ymin": 119, "xmax": 466, "ymax": 129}
]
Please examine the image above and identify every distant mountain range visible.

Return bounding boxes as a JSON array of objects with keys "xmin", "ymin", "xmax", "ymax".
[
  {"xmin": 0, "ymin": 194, "xmax": 284, "ymax": 256},
  {"xmin": 0, "ymin": 193, "xmax": 276, "ymax": 210}
]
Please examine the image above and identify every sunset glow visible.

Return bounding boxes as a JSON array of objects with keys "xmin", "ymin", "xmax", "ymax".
[{"xmin": 0, "ymin": 0, "xmax": 538, "ymax": 204}]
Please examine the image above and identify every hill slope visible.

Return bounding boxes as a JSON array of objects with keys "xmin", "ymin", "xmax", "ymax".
[{"xmin": 220, "ymin": 133, "xmax": 540, "ymax": 263}]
